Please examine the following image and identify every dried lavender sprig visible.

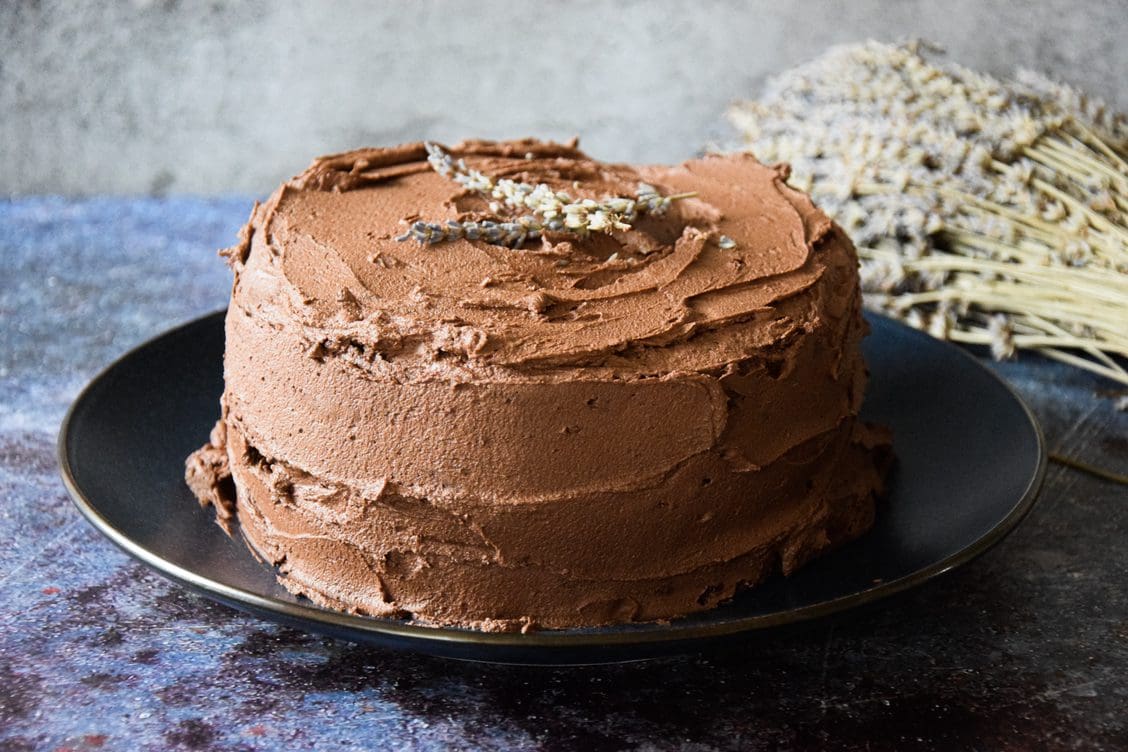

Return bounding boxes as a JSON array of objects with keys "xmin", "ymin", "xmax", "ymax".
[
  {"xmin": 427, "ymin": 142, "xmax": 685, "ymax": 223},
  {"xmin": 406, "ymin": 143, "xmax": 695, "ymax": 247},
  {"xmin": 395, "ymin": 217, "xmax": 544, "ymax": 248}
]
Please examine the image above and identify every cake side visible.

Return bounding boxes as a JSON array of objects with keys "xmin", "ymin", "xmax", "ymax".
[{"xmin": 187, "ymin": 140, "xmax": 892, "ymax": 631}]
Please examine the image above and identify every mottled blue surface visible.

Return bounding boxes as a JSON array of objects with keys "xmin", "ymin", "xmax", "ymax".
[{"xmin": 1, "ymin": 197, "xmax": 1127, "ymax": 751}]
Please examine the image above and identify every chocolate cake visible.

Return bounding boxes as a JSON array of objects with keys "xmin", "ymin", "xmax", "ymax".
[{"xmin": 186, "ymin": 139, "xmax": 891, "ymax": 631}]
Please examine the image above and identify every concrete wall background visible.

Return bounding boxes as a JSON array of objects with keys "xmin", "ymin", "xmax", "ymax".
[{"xmin": 3, "ymin": 0, "xmax": 1125, "ymax": 197}]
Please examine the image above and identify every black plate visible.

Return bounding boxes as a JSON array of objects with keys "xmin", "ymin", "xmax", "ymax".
[{"xmin": 59, "ymin": 311, "xmax": 1044, "ymax": 664}]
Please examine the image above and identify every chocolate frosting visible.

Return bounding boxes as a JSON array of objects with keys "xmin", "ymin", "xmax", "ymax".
[{"xmin": 188, "ymin": 139, "xmax": 891, "ymax": 631}]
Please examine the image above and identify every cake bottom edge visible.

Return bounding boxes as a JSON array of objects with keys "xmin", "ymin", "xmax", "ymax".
[{"xmin": 185, "ymin": 418, "xmax": 892, "ymax": 633}]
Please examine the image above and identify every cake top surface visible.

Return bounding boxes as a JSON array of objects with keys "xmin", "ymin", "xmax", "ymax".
[{"xmin": 230, "ymin": 139, "xmax": 840, "ymax": 373}]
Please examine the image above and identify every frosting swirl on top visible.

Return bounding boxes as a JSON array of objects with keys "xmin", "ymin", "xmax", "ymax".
[{"xmin": 231, "ymin": 139, "xmax": 832, "ymax": 373}]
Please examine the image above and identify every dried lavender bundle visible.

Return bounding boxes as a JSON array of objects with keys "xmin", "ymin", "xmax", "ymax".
[{"xmin": 726, "ymin": 41, "xmax": 1128, "ymax": 390}]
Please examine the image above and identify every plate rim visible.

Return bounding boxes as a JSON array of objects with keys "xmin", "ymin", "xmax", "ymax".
[{"xmin": 58, "ymin": 309, "xmax": 1047, "ymax": 651}]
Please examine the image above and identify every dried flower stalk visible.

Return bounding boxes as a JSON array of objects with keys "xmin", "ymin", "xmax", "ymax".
[
  {"xmin": 398, "ymin": 143, "xmax": 694, "ymax": 248},
  {"xmin": 726, "ymin": 41, "xmax": 1128, "ymax": 389}
]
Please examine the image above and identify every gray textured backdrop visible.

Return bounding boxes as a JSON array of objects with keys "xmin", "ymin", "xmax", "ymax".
[{"xmin": 3, "ymin": 0, "xmax": 1126, "ymax": 197}]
